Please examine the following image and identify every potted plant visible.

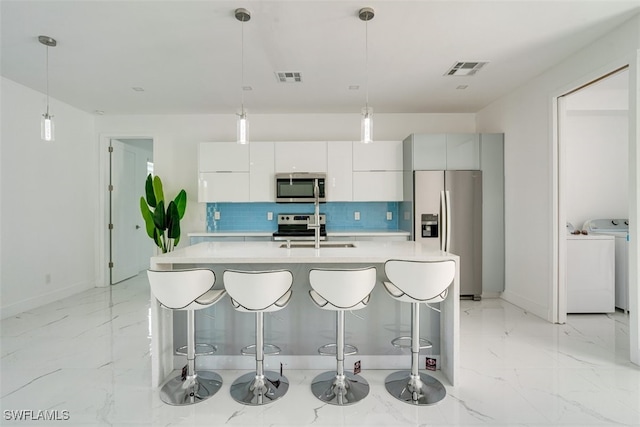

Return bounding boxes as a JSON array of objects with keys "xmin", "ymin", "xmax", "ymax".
[{"xmin": 140, "ymin": 174, "xmax": 187, "ymax": 253}]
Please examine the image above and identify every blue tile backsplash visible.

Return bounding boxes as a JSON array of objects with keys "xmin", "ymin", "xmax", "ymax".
[{"xmin": 206, "ymin": 202, "xmax": 400, "ymax": 232}]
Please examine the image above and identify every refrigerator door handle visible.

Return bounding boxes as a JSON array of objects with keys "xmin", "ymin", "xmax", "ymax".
[
  {"xmin": 444, "ymin": 190, "xmax": 451, "ymax": 252},
  {"xmin": 440, "ymin": 190, "xmax": 447, "ymax": 251}
]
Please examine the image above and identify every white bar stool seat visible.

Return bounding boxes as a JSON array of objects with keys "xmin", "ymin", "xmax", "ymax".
[
  {"xmin": 308, "ymin": 266, "xmax": 377, "ymax": 405},
  {"xmin": 383, "ymin": 259, "xmax": 455, "ymax": 405},
  {"xmin": 223, "ymin": 269, "xmax": 293, "ymax": 406},
  {"xmin": 147, "ymin": 269, "xmax": 226, "ymax": 406}
]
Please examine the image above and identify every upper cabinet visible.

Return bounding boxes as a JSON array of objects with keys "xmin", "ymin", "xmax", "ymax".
[
  {"xmin": 446, "ymin": 133, "xmax": 480, "ymax": 170},
  {"xmin": 249, "ymin": 142, "xmax": 275, "ymax": 202},
  {"xmin": 404, "ymin": 133, "xmax": 479, "ymax": 170},
  {"xmin": 199, "ymin": 142, "xmax": 249, "ymax": 172},
  {"xmin": 353, "ymin": 140, "xmax": 403, "ymax": 171},
  {"xmin": 275, "ymin": 141, "xmax": 327, "ymax": 173},
  {"xmin": 327, "ymin": 141, "xmax": 353, "ymax": 201}
]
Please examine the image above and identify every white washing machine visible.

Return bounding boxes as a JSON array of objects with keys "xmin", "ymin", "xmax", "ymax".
[
  {"xmin": 566, "ymin": 233, "xmax": 615, "ymax": 313},
  {"xmin": 583, "ymin": 219, "xmax": 629, "ymax": 311}
]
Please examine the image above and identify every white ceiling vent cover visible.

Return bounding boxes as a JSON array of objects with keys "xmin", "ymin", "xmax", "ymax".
[
  {"xmin": 275, "ymin": 72, "xmax": 303, "ymax": 83},
  {"xmin": 445, "ymin": 61, "xmax": 489, "ymax": 76}
]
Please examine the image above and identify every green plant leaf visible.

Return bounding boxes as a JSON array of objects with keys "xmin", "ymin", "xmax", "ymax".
[
  {"xmin": 174, "ymin": 190, "xmax": 187, "ymax": 220},
  {"xmin": 144, "ymin": 174, "xmax": 156, "ymax": 208},
  {"xmin": 153, "ymin": 200, "xmax": 166, "ymax": 230},
  {"xmin": 140, "ymin": 197, "xmax": 155, "ymax": 239},
  {"xmin": 167, "ymin": 201, "xmax": 181, "ymax": 240},
  {"xmin": 152, "ymin": 175, "xmax": 165, "ymax": 205}
]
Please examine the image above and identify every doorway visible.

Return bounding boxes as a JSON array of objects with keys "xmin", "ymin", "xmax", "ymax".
[
  {"xmin": 556, "ymin": 67, "xmax": 630, "ymax": 322},
  {"xmin": 108, "ymin": 138, "xmax": 154, "ymax": 284}
]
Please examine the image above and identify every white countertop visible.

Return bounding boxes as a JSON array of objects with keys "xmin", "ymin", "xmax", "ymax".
[{"xmin": 152, "ymin": 240, "xmax": 452, "ymax": 265}]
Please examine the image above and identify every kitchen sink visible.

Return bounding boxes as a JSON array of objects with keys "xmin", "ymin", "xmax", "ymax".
[{"xmin": 279, "ymin": 242, "xmax": 356, "ymax": 249}]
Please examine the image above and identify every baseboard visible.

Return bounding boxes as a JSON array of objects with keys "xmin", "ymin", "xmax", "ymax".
[
  {"xmin": 1, "ymin": 281, "xmax": 94, "ymax": 319},
  {"xmin": 500, "ymin": 290, "xmax": 549, "ymax": 321}
]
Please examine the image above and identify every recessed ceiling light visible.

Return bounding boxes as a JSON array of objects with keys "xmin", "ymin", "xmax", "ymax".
[
  {"xmin": 132, "ymin": 86, "xmax": 145, "ymax": 92},
  {"xmin": 444, "ymin": 61, "xmax": 489, "ymax": 77},
  {"xmin": 456, "ymin": 85, "xmax": 468, "ymax": 90},
  {"xmin": 349, "ymin": 85, "xmax": 360, "ymax": 90},
  {"xmin": 94, "ymin": 110, "xmax": 105, "ymax": 115},
  {"xmin": 242, "ymin": 86, "xmax": 252, "ymax": 91}
]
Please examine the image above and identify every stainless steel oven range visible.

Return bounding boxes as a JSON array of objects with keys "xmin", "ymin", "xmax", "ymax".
[{"xmin": 272, "ymin": 213, "xmax": 327, "ymax": 241}]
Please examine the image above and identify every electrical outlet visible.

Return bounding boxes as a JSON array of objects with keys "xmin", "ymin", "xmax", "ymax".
[
  {"xmin": 354, "ymin": 211, "xmax": 360, "ymax": 221},
  {"xmin": 45, "ymin": 273, "xmax": 51, "ymax": 284},
  {"xmin": 404, "ymin": 211, "xmax": 410, "ymax": 221},
  {"xmin": 214, "ymin": 211, "xmax": 221, "ymax": 220},
  {"xmin": 387, "ymin": 211, "xmax": 393, "ymax": 221}
]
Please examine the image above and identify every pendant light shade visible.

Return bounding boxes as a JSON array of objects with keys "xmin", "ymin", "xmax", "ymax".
[
  {"xmin": 39, "ymin": 35, "xmax": 57, "ymax": 142},
  {"xmin": 237, "ymin": 111, "xmax": 248, "ymax": 144},
  {"xmin": 361, "ymin": 107, "xmax": 373, "ymax": 144},
  {"xmin": 235, "ymin": 8, "xmax": 251, "ymax": 144},
  {"xmin": 359, "ymin": 8, "xmax": 374, "ymax": 144}
]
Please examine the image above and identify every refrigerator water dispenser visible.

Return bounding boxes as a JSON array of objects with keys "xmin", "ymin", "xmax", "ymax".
[{"xmin": 421, "ymin": 214, "xmax": 439, "ymax": 238}]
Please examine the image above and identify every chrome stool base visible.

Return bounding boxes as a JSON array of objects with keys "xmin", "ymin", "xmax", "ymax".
[
  {"xmin": 311, "ymin": 371, "xmax": 370, "ymax": 405},
  {"xmin": 230, "ymin": 371, "xmax": 289, "ymax": 406},
  {"xmin": 384, "ymin": 370, "xmax": 446, "ymax": 406},
  {"xmin": 159, "ymin": 370, "xmax": 223, "ymax": 406}
]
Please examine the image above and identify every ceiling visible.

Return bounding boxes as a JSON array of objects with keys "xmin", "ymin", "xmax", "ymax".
[{"xmin": 1, "ymin": 1, "xmax": 639, "ymax": 116}]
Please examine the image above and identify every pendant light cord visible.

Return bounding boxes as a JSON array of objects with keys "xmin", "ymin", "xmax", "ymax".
[
  {"xmin": 45, "ymin": 45, "xmax": 50, "ymax": 116},
  {"xmin": 365, "ymin": 18, "xmax": 369, "ymax": 111},
  {"xmin": 240, "ymin": 17, "xmax": 245, "ymax": 114}
]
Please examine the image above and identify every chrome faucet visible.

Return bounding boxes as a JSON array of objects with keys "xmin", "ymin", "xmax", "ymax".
[{"xmin": 307, "ymin": 178, "xmax": 321, "ymax": 249}]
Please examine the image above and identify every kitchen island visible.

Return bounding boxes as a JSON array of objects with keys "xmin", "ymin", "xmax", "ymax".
[{"xmin": 149, "ymin": 241, "xmax": 459, "ymax": 387}]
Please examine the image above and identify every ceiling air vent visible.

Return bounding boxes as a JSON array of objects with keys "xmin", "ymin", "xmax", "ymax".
[
  {"xmin": 275, "ymin": 72, "xmax": 303, "ymax": 83},
  {"xmin": 445, "ymin": 61, "xmax": 489, "ymax": 76}
]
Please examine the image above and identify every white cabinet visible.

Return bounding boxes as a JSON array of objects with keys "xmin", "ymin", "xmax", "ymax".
[
  {"xmin": 249, "ymin": 142, "xmax": 274, "ymax": 201},
  {"xmin": 198, "ymin": 172, "xmax": 249, "ymax": 202},
  {"xmin": 199, "ymin": 142, "xmax": 249, "ymax": 172},
  {"xmin": 446, "ymin": 133, "xmax": 480, "ymax": 170},
  {"xmin": 352, "ymin": 140, "xmax": 403, "ymax": 201},
  {"xmin": 405, "ymin": 134, "xmax": 479, "ymax": 170},
  {"xmin": 275, "ymin": 141, "xmax": 327, "ymax": 172},
  {"xmin": 408, "ymin": 134, "xmax": 447, "ymax": 170},
  {"xmin": 198, "ymin": 142, "xmax": 250, "ymax": 202},
  {"xmin": 327, "ymin": 141, "xmax": 353, "ymax": 201},
  {"xmin": 353, "ymin": 140, "xmax": 403, "ymax": 171},
  {"xmin": 353, "ymin": 171, "xmax": 403, "ymax": 201}
]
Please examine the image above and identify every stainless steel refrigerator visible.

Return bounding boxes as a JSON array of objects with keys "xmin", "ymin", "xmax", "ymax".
[{"xmin": 412, "ymin": 170, "xmax": 482, "ymax": 299}]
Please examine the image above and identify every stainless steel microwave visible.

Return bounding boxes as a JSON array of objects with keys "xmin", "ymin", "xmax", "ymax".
[{"xmin": 275, "ymin": 173, "xmax": 326, "ymax": 203}]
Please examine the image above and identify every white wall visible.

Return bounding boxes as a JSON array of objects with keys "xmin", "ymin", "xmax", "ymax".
[
  {"xmin": 476, "ymin": 14, "xmax": 639, "ymax": 363},
  {"xmin": 565, "ymin": 110, "xmax": 629, "ymax": 228},
  {"xmin": 0, "ymin": 77, "xmax": 97, "ymax": 318}
]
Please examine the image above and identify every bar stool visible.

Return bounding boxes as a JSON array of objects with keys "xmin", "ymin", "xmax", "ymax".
[
  {"xmin": 147, "ymin": 269, "xmax": 226, "ymax": 406},
  {"xmin": 383, "ymin": 259, "xmax": 455, "ymax": 405},
  {"xmin": 308, "ymin": 266, "xmax": 377, "ymax": 405},
  {"xmin": 223, "ymin": 269, "xmax": 293, "ymax": 405}
]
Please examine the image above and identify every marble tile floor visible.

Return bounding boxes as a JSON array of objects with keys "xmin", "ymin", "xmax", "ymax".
[{"xmin": 1, "ymin": 273, "xmax": 639, "ymax": 426}]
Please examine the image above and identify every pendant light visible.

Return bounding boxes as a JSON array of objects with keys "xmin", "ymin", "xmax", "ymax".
[
  {"xmin": 235, "ymin": 8, "xmax": 251, "ymax": 144},
  {"xmin": 39, "ymin": 35, "xmax": 57, "ymax": 142},
  {"xmin": 359, "ymin": 7, "xmax": 374, "ymax": 144}
]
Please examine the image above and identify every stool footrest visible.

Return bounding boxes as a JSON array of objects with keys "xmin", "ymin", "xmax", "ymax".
[
  {"xmin": 241, "ymin": 343, "xmax": 281, "ymax": 356},
  {"xmin": 175, "ymin": 343, "xmax": 217, "ymax": 356},
  {"xmin": 391, "ymin": 336, "xmax": 432, "ymax": 350},
  {"xmin": 318, "ymin": 343, "xmax": 358, "ymax": 356}
]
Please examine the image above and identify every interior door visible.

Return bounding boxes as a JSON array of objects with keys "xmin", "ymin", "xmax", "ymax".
[{"xmin": 110, "ymin": 140, "xmax": 140, "ymax": 284}]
